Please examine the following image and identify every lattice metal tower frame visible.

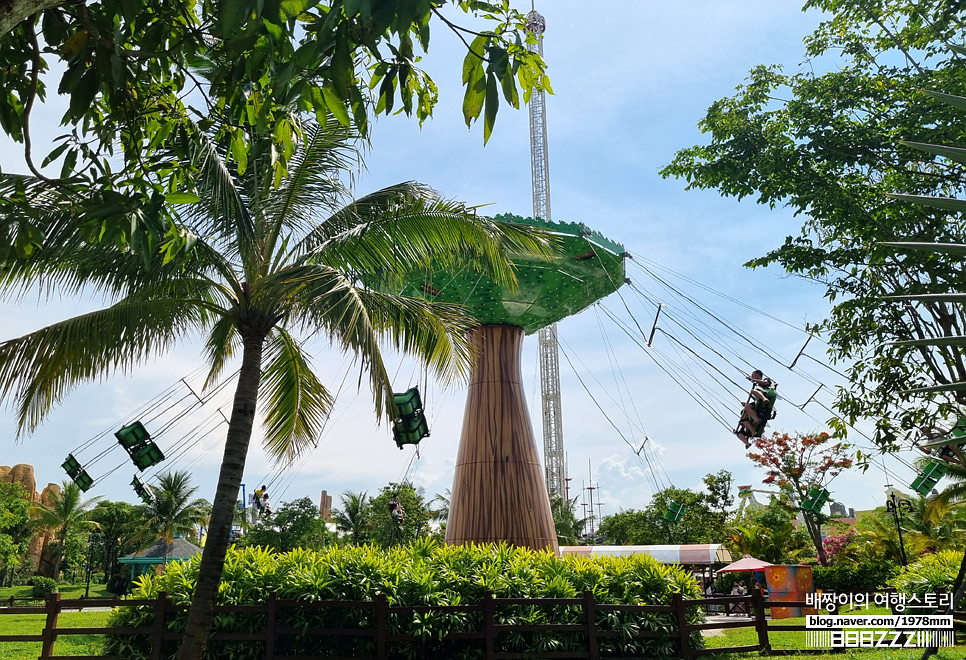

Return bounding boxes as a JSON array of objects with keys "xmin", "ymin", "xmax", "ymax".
[{"xmin": 526, "ymin": 7, "xmax": 566, "ymax": 499}]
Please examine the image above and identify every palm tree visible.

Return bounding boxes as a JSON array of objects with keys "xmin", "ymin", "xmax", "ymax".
[
  {"xmin": 29, "ymin": 481, "xmax": 100, "ymax": 580},
  {"xmin": 549, "ymin": 494, "xmax": 586, "ymax": 545},
  {"xmin": 332, "ymin": 491, "xmax": 370, "ymax": 545},
  {"xmin": 140, "ymin": 471, "xmax": 210, "ymax": 564},
  {"xmin": 0, "ymin": 115, "xmax": 548, "ymax": 658}
]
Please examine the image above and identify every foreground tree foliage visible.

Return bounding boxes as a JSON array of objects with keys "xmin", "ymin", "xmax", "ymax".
[
  {"xmin": 0, "ymin": 0, "xmax": 551, "ymax": 263},
  {"xmin": 0, "ymin": 114, "xmax": 551, "ymax": 657},
  {"xmin": 105, "ymin": 541, "xmax": 704, "ymax": 659},
  {"xmin": 661, "ymin": 0, "xmax": 966, "ymax": 447}
]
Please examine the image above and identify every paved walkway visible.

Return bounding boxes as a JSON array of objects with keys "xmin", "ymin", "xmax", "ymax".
[{"xmin": 700, "ymin": 612, "xmax": 754, "ymax": 637}]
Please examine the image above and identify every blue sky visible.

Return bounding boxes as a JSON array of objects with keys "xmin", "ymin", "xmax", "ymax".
[{"xmin": 0, "ymin": 2, "xmax": 922, "ymax": 525}]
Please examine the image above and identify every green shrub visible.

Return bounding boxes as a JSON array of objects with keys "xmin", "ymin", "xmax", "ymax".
[
  {"xmin": 891, "ymin": 550, "xmax": 965, "ymax": 610},
  {"xmin": 30, "ymin": 576, "xmax": 58, "ymax": 598},
  {"xmin": 105, "ymin": 540, "xmax": 704, "ymax": 659},
  {"xmin": 813, "ymin": 561, "xmax": 899, "ymax": 592}
]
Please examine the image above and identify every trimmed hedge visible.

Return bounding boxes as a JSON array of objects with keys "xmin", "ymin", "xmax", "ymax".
[
  {"xmin": 812, "ymin": 561, "xmax": 899, "ymax": 593},
  {"xmin": 29, "ymin": 576, "xmax": 58, "ymax": 598},
  {"xmin": 105, "ymin": 540, "xmax": 704, "ymax": 659}
]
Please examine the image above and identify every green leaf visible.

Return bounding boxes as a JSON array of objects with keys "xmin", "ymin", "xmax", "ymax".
[
  {"xmin": 220, "ymin": 0, "xmax": 251, "ymax": 35},
  {"xmin": 462, "ymin": 62, "xmax": 486, "ymax": 128},
  {"xmin": 322, "ymin": 84, "xmax": 351, "ymax": 127},
  {"xmin": 41, "ymin": 143, "xmax": 70, "ymax": 168},
  {"xmin": 68, "ymin": 69, "xmax": 98, "ymax": 119},
  {"xmin": 899, "ymin": 140, "xmax": 966, "ymax": 166},
  {"xmin": 886, "ymin": 335, "xmax": 966, "ymax": 348},
  {"xmin": 885, "ymin": 194, "xmax": 966, "ymax": 214},
  {"xmin": 462, "ymin": 35, "xmax": 487, "ymax": 85},
  {"xmin": 483, "ymin": 72, "xmax": 498, "ymax": 144},
  {"xmin": 922, "ymin": 90, "xmax": 966, "ymax": 110},
  {"xmin": 280, "ymin": 0, "xmax": 313, "ymax": 20},
  {"xmin": 880, "ymin": 241, "xmax": 966, "ymax": 257},
  {"xmin": 165, "ymin": 192, "xmax": 202, "ymax": 204}
]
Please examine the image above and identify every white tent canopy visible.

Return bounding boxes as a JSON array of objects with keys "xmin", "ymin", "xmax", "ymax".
[{"xmin": 559, "ymin": 544, "xmax": 732, "ymax": 565}]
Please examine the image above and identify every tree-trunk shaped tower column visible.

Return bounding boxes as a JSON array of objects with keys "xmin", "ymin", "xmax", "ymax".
[
  {"xmin": 447, "ymin": 324, "xmax": 556, "ymax": 550},
  {"xmin": 368, "ymin": 214, "xmax": 625, "ymax": 553}
]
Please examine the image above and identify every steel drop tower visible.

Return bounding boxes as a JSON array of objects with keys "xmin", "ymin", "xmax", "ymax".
[{"xmin": 526, "ymin": 7, "xmax": 566, "ymax": 499}]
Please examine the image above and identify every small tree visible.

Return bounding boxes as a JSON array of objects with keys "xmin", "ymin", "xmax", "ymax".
[
  {"xmin": 88, "ymin": 501, "xmax": 145, "ymax": 583},
  {"xmin": 746, "ymin": 431, "xmax": 854, "ymax": 566},
  {"xmin": 0, "ymin": 482, "xmax": 33, "ymax": 587},
  {"xmin": 726, "ymin": 500, "xmax": 813, "ymax": 565},
  {"xmin": 363, "ymin": 483, "xmax": 433, "ymax": 547},
  {"xmin": 240, "ymin": 497, "xmax": 334, "ymax": 552}
]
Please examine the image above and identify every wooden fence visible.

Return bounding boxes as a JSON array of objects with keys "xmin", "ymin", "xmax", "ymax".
[
  {"xmin": 1, "ymin": 591, "xmax": 962, "ymax": 659},
  {"xmin": 0, "ymin": 591, "xmax": 684, "ymax": 660}
]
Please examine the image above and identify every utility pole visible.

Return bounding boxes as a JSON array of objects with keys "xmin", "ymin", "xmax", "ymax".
[{"xmin": 526, "ymin": 4, "xmax": 566, "ymax": 499}]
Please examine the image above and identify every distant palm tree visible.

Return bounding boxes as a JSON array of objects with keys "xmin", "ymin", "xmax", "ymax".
[
  {"xmin": 30, "ymin": 481, "xmax": 101, "ymax": 579},
  {"xmin": 549, "ymin": 495, "xmax": 586, "ymax": 545},
  {"xmin": 140, "ymin": 471, "xmax": 210, "ymax": 563},
  {"xmin": 332, "ymin": 491, "xmax": 370, "ymax": 544},
  {"xmin": 431, "ymin": 489, "xmax": 451, "ymax": 523}
]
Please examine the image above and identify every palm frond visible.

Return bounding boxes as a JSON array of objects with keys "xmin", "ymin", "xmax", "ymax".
[
  {"xmin": 296, "ymin": 182, "xmax": 555, "ymax": 290},
  {"xmin": 175, "ymin": 121, "xmax": 257, "ymax": 265},
  {"xmin": 291, "ymin": 266, "xmax": 475, "ymax": 418},
  {"xmin": 0, "ymin": 298, "xmax": 208, "ymax": 434},
  {"xmin": 262, "ymin": 118, "xmax": 360, "ymax": 248},
  {"xmin": 203, "ymin": 316, "xmax": 240, "ymax": 391},
  {"xmin": 259, "ymin": 327, "xmax": 334, "ymax": 462}
]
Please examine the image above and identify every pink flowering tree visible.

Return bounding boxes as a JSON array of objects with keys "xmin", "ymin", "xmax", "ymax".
[
  {"xmin": 746, "ymin": 432, "xmax": 854, "ymax": 566},
  {"xmin": 822, "ymin": 529, "xmax": 857, "ymax": 565}
]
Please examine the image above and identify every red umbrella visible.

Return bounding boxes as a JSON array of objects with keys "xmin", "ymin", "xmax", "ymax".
[{"xmin": 716, "ymin": 554, "xmax": 775, "ymax": 573}]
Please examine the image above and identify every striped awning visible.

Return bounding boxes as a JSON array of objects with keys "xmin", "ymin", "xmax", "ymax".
[{"xmin": 558, "ymin": 544, "xmax": 732, "ymax": 565}]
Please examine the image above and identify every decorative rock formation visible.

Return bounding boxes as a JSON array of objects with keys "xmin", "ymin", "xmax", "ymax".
[{"xmin": 0, "ymin": 464, "xmax": 60, "ymax": 577}]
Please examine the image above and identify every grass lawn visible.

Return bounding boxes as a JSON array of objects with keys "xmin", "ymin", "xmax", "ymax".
[
  {"xmin": 702, "ymin": 605, "xmax": 964, "ymax": 659},
  {"xmin": 0, "ymin": 583, "xmax": 112, "ymax": 603},
  {"xmin": 0, "ymin": 609, "xmax": 112, "ymax": 659}
]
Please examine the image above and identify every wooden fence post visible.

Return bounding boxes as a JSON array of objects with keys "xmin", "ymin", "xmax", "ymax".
[
  {"xmin": 39, "ymin": 592, "xmax": 61, "ymax": 659},
  {"xmin": 264, "ymin": 592, "xmax": 278, "ymax": 660},
  {"xmin": 375, "ymin": 593, "xmax": 388, "ymax": 660},
  {"xmin": 672, "ymin": 592, "xmax": 691, "ymax": 660},
  {"xmin": 750, "ymin": 590, "xmax": 770, "ymax": 653},
  {"xmin": 150, "ymin": 591, "xmax": 169, "ymax": 660},
  {"xmin": 483, "ymin": 591, "xmax": 495, "ymax": 660},
  {"xmin": 583, "ymin": 591, "xmax": 599, "ymax": 660}
]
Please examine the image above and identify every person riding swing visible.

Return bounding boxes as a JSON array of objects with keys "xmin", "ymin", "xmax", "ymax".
[
  {"xmin": 387, "ymin": 494, "xmax": 405, "ymax": 529},
  {"xmin": 735, "ymin": 370, "xmax": 777, "ymax": 448}
]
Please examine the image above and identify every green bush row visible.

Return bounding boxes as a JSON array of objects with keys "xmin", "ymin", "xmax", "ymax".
[
  {"xmin": 812, "ymin": 561, "xmax": 899, "ymax": 593},
  {"xmin": 105, "ymin": 540, "xmax": 704, "ymax": 659}
]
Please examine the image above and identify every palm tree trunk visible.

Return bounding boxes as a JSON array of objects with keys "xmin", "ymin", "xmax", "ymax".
[{"xmin": 178, "ymin": 335, "xmax": 265, "ymax": 660}]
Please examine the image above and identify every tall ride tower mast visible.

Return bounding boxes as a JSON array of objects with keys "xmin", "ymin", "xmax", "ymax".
[{"xmin": 526, "ymin": 7, "xmax": 565, "ymax": 499}]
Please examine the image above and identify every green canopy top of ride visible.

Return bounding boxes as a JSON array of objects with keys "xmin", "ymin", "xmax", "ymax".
[{"xmin": 389, "ymin": 213, "xmax": 627, "ymax": 334}]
